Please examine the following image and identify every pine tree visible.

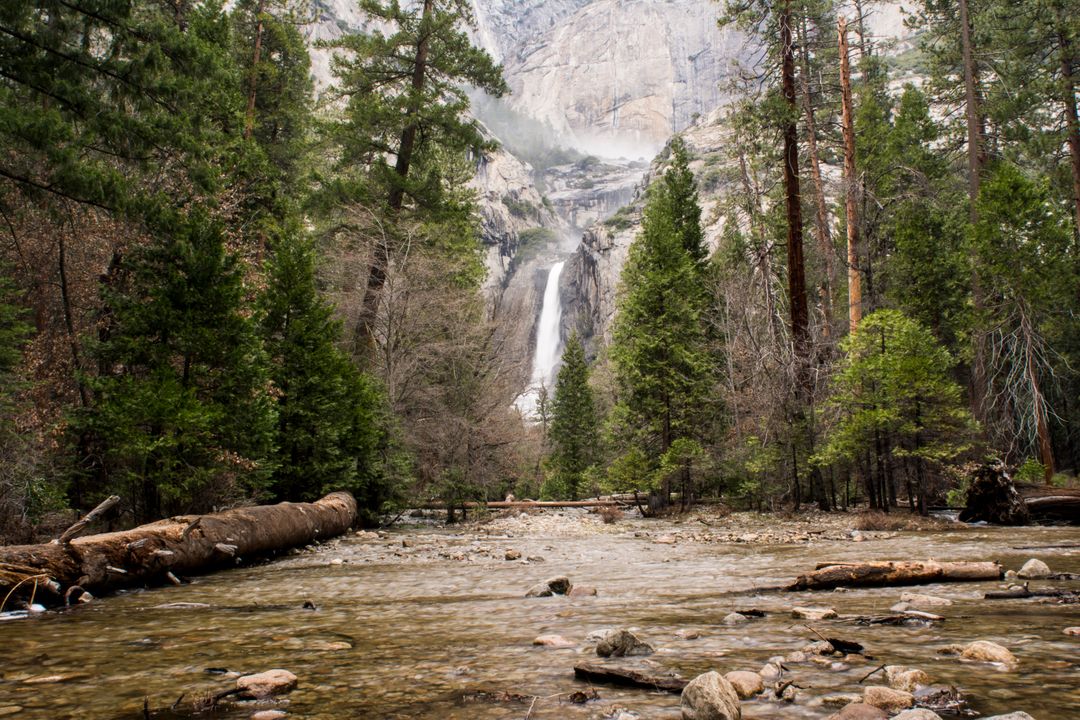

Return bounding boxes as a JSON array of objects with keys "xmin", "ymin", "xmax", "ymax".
[
  {"xmin": 610, "ymin": 139, "xmax": 718, "ymax": 507},
  {"xmin": 73, "ymin": 212, "xmax": 276, "ymax": 523},
  {"xmin": 260, "ymin": 232, "xmax": 387, "ymax": 506},
  {"xmin": 547, "ymin": 334, "xmax": 598, "ymax": 500}
]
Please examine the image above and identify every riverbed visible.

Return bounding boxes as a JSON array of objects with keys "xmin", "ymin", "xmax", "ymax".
[{"xmin": 1, "ymin": 509, "xmax": 1078, "ymax": 719}]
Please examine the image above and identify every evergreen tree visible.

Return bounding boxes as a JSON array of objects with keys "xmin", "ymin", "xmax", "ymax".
[
  {"xmin": 547, "ymin": 334, "xmax": 598, "ymax": 500},
  {"xmin": 610, "ymin": 140, "xmax": 719, "ymax": 507},
  {"xmin": 73, "ymin": 212, "xmax": 276, "ymax": 523},
  {"xmin": 814, "ymin": 310, "xmax": 975, "ymax": 513},
  {"xmin": 0, "ymin": 265, "xmax": 30, "ymax": 420},
  {"xmin": 260, "ymin": 232, "xmax": 387, "ymax": 506}
]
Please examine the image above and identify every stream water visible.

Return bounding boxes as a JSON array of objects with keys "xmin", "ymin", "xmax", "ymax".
[{"xmin": 1, "ymin": 513, "xmax": 1078, "ymax": 719}]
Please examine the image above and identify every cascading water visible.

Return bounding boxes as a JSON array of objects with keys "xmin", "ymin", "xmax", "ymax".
[{"xmin": 515, "ymin": 261, "xmax": 565, "ymax": 419}]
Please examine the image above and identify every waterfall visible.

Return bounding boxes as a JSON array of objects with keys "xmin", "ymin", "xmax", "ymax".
[{"xmin": 516, "ymin": 261, "xmax": 565, "ymax": 419}]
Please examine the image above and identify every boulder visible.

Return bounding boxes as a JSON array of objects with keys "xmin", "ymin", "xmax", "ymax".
[
  {"xmin": 236, "ymin": 670, "xmax": 297, "ymax": 699},
  {"xmin": 827, "ymin": 704, "xmax": 889, "ymax": 720},
  {"xmin": 723, "ymin": 671, "xmax": 763, "ymax": 699},
  {"xmin": 791, "ymin": 606, "xmax": 837, "ymax": 620},
  {"xmin": 959, "ymin": 640, "xmax": 1018, "ymax": 667},
  {"xmin": 899, "ymin": 592, "xmax": 953, "ymax": 607},
  {"xmin": 596, "ymin": 629, "xmax": 654, "ymax": 657},
  {"xmin": 862, "ymin": 686, "xmax": 914, "ymax": 712},
  {"xmin": 525, "ymin": 576, "xmax": 573, "ymax": 597},
  {"xmin": 680, "ymin": 671, "xmax": 741, "ymax": 720},
  {"xmin": 892, "ymin": 711, "xmax": 943, "ymax": 720},
  {"xmin": 1017, "ymin": 559, "xmax": 1051, "ymax": 579},
  {"xmin": 885, "ymin": 666, "xmax": 930, "ymax": 692},
  {"xmin": 533, "ymin": 634, "xmax": 574, "ymax": 647}
]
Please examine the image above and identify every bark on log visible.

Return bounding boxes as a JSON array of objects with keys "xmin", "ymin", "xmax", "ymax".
[
  {"xmin": 788, "ymin": 560, "xmax": 1002, "ymax": 591},
  {"xmin": 0, "ymin": 492, "xmax": 357, "ymax": 607},
  {"xmin": 573, "ymin": 663, "xmax": 687, "ymax": 693}
]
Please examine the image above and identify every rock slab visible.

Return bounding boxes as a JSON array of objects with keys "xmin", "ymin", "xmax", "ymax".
[{"xmin": 680, "ymin": 671, "xmax": 741, "ymax": 720}]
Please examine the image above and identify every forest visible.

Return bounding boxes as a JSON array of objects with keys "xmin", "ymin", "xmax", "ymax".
[{"xmin": 0, "ymin": 0, "xmax": 1078, "ymax": 543}]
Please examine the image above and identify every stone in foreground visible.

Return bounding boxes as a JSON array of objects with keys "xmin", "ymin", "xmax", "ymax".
[
  {"xmin": 596, "ymin": 629, "xmax": 655, "ymax": 657},
  {"xmin": 236, "ymin": 670, "xmax": 297, "ymax": 699},
  {"xmin": 680, "ymin": 671, "xmax": 741, "ymax": 720}
]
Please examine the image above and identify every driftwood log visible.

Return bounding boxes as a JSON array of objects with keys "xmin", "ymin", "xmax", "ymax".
[
  {"xmin": 959, "ymin": 463, "xmax": 1080, "ymax": 524},
  {"xmin": 788, "ymin": 560, "xmax": 1002, "ymax": 591},
  {"xmin": 0, "ymin": 492, "xmax": 357, "ymax": 607},
  {"xmin": 573, "ymin": 663, "xmax": 687, "ymax": 693}
]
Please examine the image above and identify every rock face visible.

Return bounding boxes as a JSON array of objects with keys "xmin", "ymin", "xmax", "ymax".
[
  {"xmin": 680, "ymin": 671, "xmax": 741, "ymax": 720},
  {"xmin": 595, "ymin": 629, "xmax": 655, "ymax": 657},
  {"xmin": 236, "ymin": 669, "xmax": 298, "ymax": 699}
]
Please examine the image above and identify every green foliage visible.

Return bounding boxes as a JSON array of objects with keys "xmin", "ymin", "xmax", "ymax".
[
  {"xmin": 814, "ymin": 310, "xmax": 975, "ymax": 472},
  {"xmin": 0, "ymin": 265, "xmax": 30, "ymax": 422},
  {"xmin": 1015, "ymin": 458, "xmax": 1047, "ymax": 485},
  {"xmin": 73, "ymin": 212, "xmax": 277, "ymax": 522},
  {"xmin": 547, "ymin": 334, "xmax": 599, "ymax": 500}
]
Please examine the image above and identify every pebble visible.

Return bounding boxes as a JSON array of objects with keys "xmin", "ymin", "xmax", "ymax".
[
  {"xmin": 885, "ymin": 665, "xmax": 930, "ymax": 692},
  {"xmin": 595, "ymin": 629, "xmax": 654, "ymax": 658},
  {"xmin": 821, "ymin": 693, "xmax": 861, "ymax": 707},
  {"xmin": 792, "ymin": 606, "xmax": 838, "ymax": 620},
  {"xmin": 758, "ymin": 662, "xmax": 782, "ymax": 681},
  {"xmin": 680, "ymin": 671, "xmax": 740, "ymax": 720}
]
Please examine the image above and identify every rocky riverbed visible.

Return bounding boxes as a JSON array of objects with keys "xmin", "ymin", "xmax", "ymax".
[{"xmin": 1, "ymin": 507, "xmax": 1078, "ymax": 719}]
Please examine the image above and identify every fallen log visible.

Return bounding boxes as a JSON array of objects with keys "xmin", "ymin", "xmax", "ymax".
[
  {"xmin": 0, "ymin": 492, "xmax": 357, "ymax": 608},
  {"xmin": 788, "ymin": 560, "xmax": 1002, "ymax": 591},
  {"xmin": 572, "ymin": 663, "xmax": 687, "ymax": 693}
]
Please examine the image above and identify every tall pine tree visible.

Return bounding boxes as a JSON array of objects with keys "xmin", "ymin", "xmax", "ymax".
[{"xmin": 547, "ymin": 334, "xmax": 598, "ymax": 500}]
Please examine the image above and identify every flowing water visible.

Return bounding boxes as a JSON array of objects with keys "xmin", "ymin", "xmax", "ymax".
[
  {"xmin": 516, "ymin": 260, "xmax": 565, "ymax": 419},
  {"xmin": 2, "ymin": 513, "xmax": 1079, "ymax": 719}
]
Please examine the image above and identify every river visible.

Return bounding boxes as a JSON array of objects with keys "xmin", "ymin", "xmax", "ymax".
[{"xmin": 1, "ymin": 510, "xmax": 1078, "ymax": 719}]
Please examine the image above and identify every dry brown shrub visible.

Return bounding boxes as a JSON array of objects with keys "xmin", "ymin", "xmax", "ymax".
[{"xmin": 597, "ymin": 505, "xmax": 623, "ymax": 524}]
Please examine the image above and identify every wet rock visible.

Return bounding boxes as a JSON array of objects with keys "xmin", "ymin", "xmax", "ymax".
[
  {"xmin": 959, "ymin": 640, "xmax": 1018, "ymax": 667},
  {"xmin": 723, "ymin": 671, "xmax": 763, "ymax": 698},
  {"xmin": 780, "ymin": 684, "xmax": 798, "ymax": 702},
  {"xmin": 885, "ymin": 666, "xmax": 930, "ymax": 692},
  {"xmin": 533, "ymin": 634, "xmax": 574, "ymax": 648},
  {"xmin": 758, "ymin": 662, "xmax": 782, "ymax": 681},
  {"xmin": 792, "ymin": 606, "xmax": 837, "ymax": 620},
  {"xmin": 680, "ymin": 671, "xmax": 741, "ymax": 720},
  {"xmin": 821, "ymin": 693, "xmax": 862, "ymax": 707},
  {"xmin": 251, "ymin": 712, "xmax": 288, "ymax": 720},
  {"xmin": 899, "ymin": 592, "xmax": 952, "ymax": 607},
  {"xmin": 803, "ymin": 640, "xmax": 835, "ymax": 655},
  {"xmin": 505, "ymin": 548, "xmax": 522, "ymax": 561},
  {"xmin": 0, "ymin": 707, "xmax": 21, "ymax": 717},
  {"xmin": 862, "ymin": 685, "xmax": 914, "ymax": 712},
  {"xmin": 982, "ymin": 714, "xmax": 1036, "ymax": 720},
  {"xmin": 722, "ymin": 612, "xmax": 750, "ymax": 625},
  {"xmin": 568, "ymin": 585, "xmax": 598, "ymax": 597},
  {"xmin": 892, "ymin": 710, "xmax": 943, "ymax": 720},
  {"xmin": 525, "ymin": 576, "xmax": 572, "ymax": 597},
  {"xmin": 1017, "ymin": 559, "xmax": 1051, "ymax": 579},
  {"xmin": 236, "ymin": 670, "xmax": 297, "ymax": 699},
  {"xmin": 1064, "ymin": 627, "xmax": 1080, "ymax": 636},
  {"xmin": 784, "ymin": 650, "xmax": 807, "ymax": 664},
  {"xmin": 1004, "ymin": 569, "xmax": 1019, "ymax": 581},
  {"xmin": 675, "ymin": 629, "xmax": 702, "ymax": 640},
  {"xmin": 827, "ymin": 703, "xmax": 889, "ymax": 720},
  {"xmin": 596, "ymin": 629, "xmax": 654, "ymax": 657}
]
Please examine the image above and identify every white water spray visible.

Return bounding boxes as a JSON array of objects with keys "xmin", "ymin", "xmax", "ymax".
[{"xmin": 516, "ymin": 261, "xmax": 565, "ymax": 419}]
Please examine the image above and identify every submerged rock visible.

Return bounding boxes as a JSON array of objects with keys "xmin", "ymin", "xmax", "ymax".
[
  {"xmin": 885, "ymin": 665, "xmax": 930, "ymax": 692},
  {"xmin": 236, "ymin": 670, "xmax": 297, "ymax": 699},
  {"xmin": 595, "ymin": 629, "xmax": 654, "ymax": 657},
  {"xmin": 533, "ymin": 634, "xmax": 574, "ymax": 647},
  {"xmin": 959, "ymin": 640, "xmax": 1018, "ymax": 667},
  {"xmin": 251, "ymin": 711, "xmax": 288, "ymax": 720},
  {"xmin": 1017, "ymin": 559, "xmax": 1051, "ymax": 579},
  {"xmin": 525, "ymin": 576, "xmax": 572, "ymax": 597},
  {"xmin": 723, "ymin": 670, "xmax": 763, "ymax": 699},
  {"xmin": 792, "ymin": 606, "xmax": 837, "ymax": 620},
  {"xmin": 1064, "ymin": 627, "xmax": 1080, "ymax": 636},
  {"xmin": 722, "ymin": 612, "xmax": 750, "ymax": 625},
  {"xmin": 862, "ymin": 685, "xmax": 914, "ymax": 712},
  {"xmin": 568, "ymin": 585, "xmax": 598, "ymax": 597},
  {"xmin": 680, "ymin": 671, "xmax": 741, "ymax": 720},
  {"xmin": 892, "ymin": 710, "xmax": 943, "ymax": 720},
  {"xmin": 899, "ymin": 592, "xmax": 952, "ymax": 607}
]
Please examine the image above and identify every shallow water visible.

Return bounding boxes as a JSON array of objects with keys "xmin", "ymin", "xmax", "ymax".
[{"xmin": 1, "ymin": 515, "xmax": 1078, "ymax": 719}]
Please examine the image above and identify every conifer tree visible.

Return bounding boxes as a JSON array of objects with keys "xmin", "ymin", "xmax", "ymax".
[
  {"xmin": 548, "ymin": 334, "xmax": 598, "ymax": 500},
  {"xmin": 74, "ymin": 212, "xmax": 276, "ymax": 523}
]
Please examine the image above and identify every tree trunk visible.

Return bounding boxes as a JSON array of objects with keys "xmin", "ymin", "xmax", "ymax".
[
  {"xmin": 838, "ymin": 17, "xmax": 862, "ymax": 333},
  {"xmin": 242, "ymin": 0, "xmax": 266, "ymax": 141},
  {"xmin": 780, "ymin": 2, "xmax": 810, "ymax": 369},
  {"xmin": 1059, "ymin": 28, "xmax": 1080, "ymax": 239},
  {"xmin": 788, "ymin": 560, "xmax": 1003, "ymax": 591},
  {"xmin": 0, "ymin": 492, "xmax": 357, "ymax": 607}
]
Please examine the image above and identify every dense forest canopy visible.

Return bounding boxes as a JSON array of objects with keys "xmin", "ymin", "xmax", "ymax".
[{"xmin": 0, "ymin": 0, "xmax": 1077, "ymax": 539}]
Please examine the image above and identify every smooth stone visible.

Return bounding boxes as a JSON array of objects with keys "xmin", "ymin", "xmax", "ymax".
[
  {"xmin": 959, "ymin": 640, "xmax": 1018, "ymax": 667},
  {"xmin": 680, "ymin": 671, "xmax": 741, "ymax": 720},
  {"xmin": 723, "ymin": 671, "xmax": 763, "ymax": 699},
  {"xmin": 792, "ymin": 606, "xmax": 838, "ymax": 620},
  {"xmin": 723, "ymin": 612, "xmax": 750, "ymax": 625},
  {"xmin": 504, "ymin": 549, "xmax": 522, "ymax": 561},
  {"xmin": 568, "ymin": 585, "xmax": 598, "ymax": 597},
  {"xmin": 899, "ymin": 592, "xmax": 952, "ymax": 607},
  {"xmin": 826, "ymin": 703, "xmax": 889, "ymax": 720},
  {"xmin": 596, "ymin": 629, "xmax": 654, "ymax": 658},
  {"xmin": 236, "ymin": 670, "xmax": 297, "ymax": 699},
  {"xmin": 892, "ymin": 711, "xmax": 943, "ymax": 720},
  {"xmin": 1017, "ymin": 559, "xmax": 1051, "ymax": 579},
  {"xmin": 803, "ymin": 640, "xmax": 835, "ymax": 655},
  {"xmin": 758, "ymin": 662, "xmax": 782, "ymax": 681},
  {"xmin": 676, "ymin": 629, "xmax": 702, "ymax": 640},
  {"xmin": 1004, "ymin": 570, "xmax": 1019, "ymax": 581},
  {"xmin": 525, "ymin": 576, "xmax": 573, "ymax": 597},
  {"xmin": 251, "ymin": 712, "xmax": 287, "ymax": 720},
  {"xmin": 1064, "ymin": 627, "xmax": 1080, "ymax": 636},
  {"xmin": 863, "ymin": 686, "xmax": 914, "ymax": 712},
  {"xmin": 533, "ymin": 634, "xmax": 574, "ymax": 648},
  {"xmin": 885, "ymin": 665, "xmax": 930, "ymax": 692}
]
